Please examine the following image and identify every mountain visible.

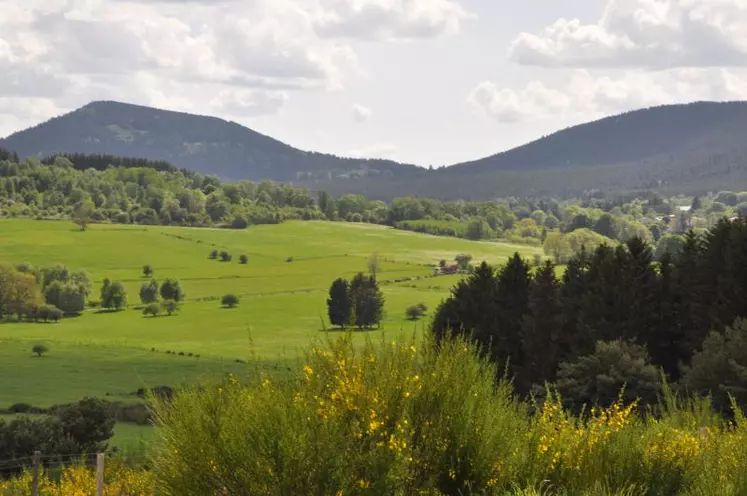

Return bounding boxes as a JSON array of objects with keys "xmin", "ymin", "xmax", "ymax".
[
  {"xmin": 4, "ymin": 100, "xmax": 747, "ymax": 200},
  {"xmin": 0, "ymin": 101, "xmax": 421, "ymax": 183},
  {"xmin": 316, "ymin": 101, "xmax": 747, "ymax": 200}
]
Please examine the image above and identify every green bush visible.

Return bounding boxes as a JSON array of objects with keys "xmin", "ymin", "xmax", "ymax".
[
  {"xmin": 32, "ymin": 343, "xmax": 49, "ymax": 357},
  {"xmin": 151, "ymin": 334, "xmax": 747, "ymax": 495},
  {"xmin": 221, "ymin": 294, "xmax": 239, "ymax": 308},
  {"xmin": 143, "ymin": 303, "xmax": 161, "ymax": 317}
]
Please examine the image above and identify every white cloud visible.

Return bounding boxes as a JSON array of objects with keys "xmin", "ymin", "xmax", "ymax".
[
  {"xmin": 352, "ymin": 103, "xmax": 373, "ymax": 122},
  {"xmin": 314, "ymin": 0, "xmax": 472, "ymax": 41},
  {"xmin": 510, "ymin": 0, "xmax": 747, "ymax": 69},
  {"xmin": 348, "ymin": 142, "xmax": 398, "ymax": 158},
  {"xmin": 468, "ymin": 68, "xmax": 747, "ymax": 123},
  {"xmin": 210, "ymin": 89, "xmax": 290, "ymax": 116}
]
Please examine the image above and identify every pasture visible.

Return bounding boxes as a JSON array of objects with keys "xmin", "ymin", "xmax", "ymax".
[{"xmin": 0, "ymin": 219, "xmax": 542, "ymax": 408}]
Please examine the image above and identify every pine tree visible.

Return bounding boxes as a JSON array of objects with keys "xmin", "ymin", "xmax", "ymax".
[
  {"xmin": 558, "ymin": 251, "xmax": 592, "ymax": 362},
  {"xmin": 649, "ymin": 253, "xmax": 685, "ymax": 379},
  {"xmin": 327, "ymin": 278, "xmax": 352, "ymax": 329},
  {"xmin": 520, "ymin": 261, "xmax": 563, "ymax": 389},
  {"xmin": 494, "ymin": 253, "xmax": 532, "ymax": 381},
  {"xmin": 432, "ymin": 262, "xmax": 498, "ymax": 351}
]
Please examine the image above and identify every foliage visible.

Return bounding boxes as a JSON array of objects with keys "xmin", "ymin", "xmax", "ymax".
[
  {"xmin": 151, "ymin": 333, "xmax": 747, "ymax": 495},
  {"xmin": 142, "ymin": 303, "xmax": 161, "ymax": 317},
  {"xmin": 161, "ymin": 299, "xmax": 179, "ymax": 316},
  {"xmin": 142, "ymin": 264, "xmax": 153, "ymax": 277},
  {"xmin": 221, "ymin": 294, "xmax": 239, "ymax": 308},
  {"xmin": 32, "ymin": 343, "xmax": 49, "ymax": 357},
  {"xmin": 682, "ymin": 319, "xmax": 747, "ymax": 413},
  {"xmin": 405, "ymin": 304, "xmax": 425, "ymax": 320},
  {"xmin": 159, "ymin": 279, "xmax": 184, "ymax": 302},
  {"xmin": 455, "ymin": 253, "xmax": 473, "ymax": 271},
  {"xmin": 556, "ymin": 340, "xmax": 661, "ymax": 410},
  {"xmin": 349, "ymin": 272, "xmax": 385, "ymax": 329},
  {"xmin": 55, "ymin": 397, "xmax": 116, "ymax": 453},
  {"xmin": 239, "ymin": 254, "xmax": 248, "ymax": 264},
  {"xmin": 327, "ymin": 278, "xmax": 352, "ymax": 328},
  {"xmin": 139, "ymin": 279, "xmax": 159, "ymax": 304},
  {"xmin": 101, "ymin": 279, "xmax": 127, "ymax": 311},
  {"xmin": 219, "ymin": 251, "xmax": 232, "ymax": 262}
]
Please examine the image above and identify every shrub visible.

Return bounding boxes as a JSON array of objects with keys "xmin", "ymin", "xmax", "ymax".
[
  {"xmin": 405, "ymin": 304, "xmax": 425, "ymax": 321},
  {"xmin": 220, "ymin": 251, "xmax": 233, "ymax": 262},
  {"xmin": 160, "ymin": 279, "xmax": 185, "ymax": 302},
  {"xmin": 455, "ymin": 253, "xmax": 473, "ymax": 271},
  {"xmin": 143, "ymin": 265, "xmax": 153, "ymax": 277},
  {"xmin": 32, "ymin": 343, "xmax": 49, "ymax": 357},
  {"xmin": 416, "ymin": 302, "xmax": 428, "ymax": 313},
  {"xmin": 239, "ymin": 255, "xmax": 249, "ymax": 264},
  {"xmin": 209, "ymin": 249, "xmax": 218, "ymax": 259},
  {"xmin": 222, "ymin": 294, "xmax": 239, "ymax": 308},
  {"xmin": 286, "ymin": 256, "xmax": 294, "ymax": 263},
  {"xmin": 143, "ymin": 303, "xmax": 161, "ymax": 317},
  {"xmin": 151, "ymin": 334, "xmax": 523, "ymax": 495},
  {"xmin": 162, "ymin": 299, "xmax": 179, "ymax": 316}
]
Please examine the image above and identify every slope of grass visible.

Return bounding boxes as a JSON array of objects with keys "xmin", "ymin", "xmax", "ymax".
[{"xmin": 0, "ymin": 219, "xmax": 540, "ymax": 407}]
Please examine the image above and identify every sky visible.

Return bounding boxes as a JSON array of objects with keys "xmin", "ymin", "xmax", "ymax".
[{"xmin": 3, "ymin": 0, "xmax": 747, "ymax": 167}]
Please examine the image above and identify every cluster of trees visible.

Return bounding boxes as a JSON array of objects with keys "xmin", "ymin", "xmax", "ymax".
[
  {"xmin": 327, "ymin": 273, "xmax": 385, "ymax": 329},
  {"xmin": 433, "ymin": 218, "xmax": 747, "ymax": 412},
  {"xmin": 0, "ymin": 263, "xmax": 92, "ymax": 322},
  {"xmin": 140, "ymin": 278, "xmax": 184, "ymax": 317},
  {"xmin": 0, "ymin": 397, "xmax": 114, "ymax": 473}
]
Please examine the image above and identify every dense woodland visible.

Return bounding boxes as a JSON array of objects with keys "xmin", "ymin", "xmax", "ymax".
[{"xmin": 433, "ymin": 218, "xmax": 747, "ymax": 413}]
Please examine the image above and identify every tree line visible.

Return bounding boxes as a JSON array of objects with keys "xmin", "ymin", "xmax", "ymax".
[{"xmin": 433, "ymin": 217, "xmax": 747, "ymax": 413}]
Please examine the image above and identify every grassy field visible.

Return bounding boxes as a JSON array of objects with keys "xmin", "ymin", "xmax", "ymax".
[{"xmin": 0, "ymin": 219, "xmax": 542, "ymax": 408}]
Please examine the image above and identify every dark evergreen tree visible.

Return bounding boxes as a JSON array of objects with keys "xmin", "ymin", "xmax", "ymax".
[
  {"xmin": 494, "ymin": 253, "xmax": 532, "ymax": 383},
  {"xmin": 432, "ymin": 262, "xmax": 498, "ymax": 349},
  {"xmin": 327, "ymin": 278, "xmax": 352, "ymax": 328},
  {"xmin": 520, "ymin": 261, "xmax": 563, "ymax": 389},
  {"xmin": 558, "ymin": 251, "xmax": 592, "ymax": 362}
]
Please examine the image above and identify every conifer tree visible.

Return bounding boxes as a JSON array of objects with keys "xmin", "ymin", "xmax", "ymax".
[
  {"xmin": 494, "ymin": 253, "xmax": 532, "ymax": 379},
  {"xmin": 327, "ymin": 278, "xmax": 352, "ymax": 329},
  {"xmin": 520, "ymin": 261, "xmax": 563, "ymax": 389}
]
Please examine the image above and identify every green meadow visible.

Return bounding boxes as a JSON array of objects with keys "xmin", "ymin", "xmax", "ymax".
[{"xmin": 0, "ymin": 219, "xmax": 542, "ymax": 408}]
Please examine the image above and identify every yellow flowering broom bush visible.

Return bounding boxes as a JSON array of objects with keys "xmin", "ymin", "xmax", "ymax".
[
  {"xmin": 0, "ymin": 458, "xmax": 154, "ymax": 495},
  {"xmin": 10, "ymin": 332, "xmax": 747, "ymax": 495}
]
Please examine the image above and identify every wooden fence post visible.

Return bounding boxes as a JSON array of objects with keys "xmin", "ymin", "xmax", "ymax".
[
  {"xmin": 31, "ymin": 451, "xmax": 41, "ymax": 496},
  {"xmin": 96, "ymin": 453, "xmax": 105, "ymax": 496}
]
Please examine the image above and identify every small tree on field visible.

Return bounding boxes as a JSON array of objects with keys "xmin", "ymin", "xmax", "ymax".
[
  {"xmin": 220, "ymin": 251, "xmax": 232, "ymax": 262},
  {"xmin": 140, "ymin": 279, "xmax": 159, "ymax": 304},
  {"xmin": 101, "ymin": 279, "xmax": 127, "ymax": 311},
  {"xmin": 327, "ymin": 278, "xmax": 352, "ymax": 328},
  {"xmin": 162, "ymin": 299, "xmax": 179, "ymax": 316},
  {"xmin": 160, "ymin": 279, "xmax": 185, "ymax": 302},
  {"xmin": 32, "ymin": 344, "xmax": 48, "ymax": 357},
  {"xmin": 72, "ymin": 199, "xmax": 95, "ymax": 231},
  {"xmin": 143, "ymin": 265, "xmax": 153, "ymax": 277},
  {"xmin": 368, "ymin": 252, "xmax": 381, "ymax": 279},
  {"xmin": 222, "ymin": 294, "xmax": 239, "ymax": 308},
  {"xmin": 350, "ymin": 272, "xmax": 385, "ymax": 329},
  {"xmin": 143, "ymin": 303, "xmax": 161, "ymax": 317},
  {"xmin": 406, "ymin": 305, "xmax": 425, "ymax": 321},
  {"xmin": 209, "ymin": 249, "xmax": 219, "ymax": 260},
  {"xmin": 455, "ymin": 254, "xmax": 473, "ymax": 271},
  {"xmin": 239, "ymin": 255, "xmax": 248, "ymax": 265}
]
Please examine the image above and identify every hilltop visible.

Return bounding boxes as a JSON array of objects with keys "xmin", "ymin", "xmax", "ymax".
[
  {"xmin": 0, "ymin": 101, "xmax": 421, "ymax": 183},
  {"xmin": 4, "ymin": 100, "xmax": 747, "ymax": 199}
]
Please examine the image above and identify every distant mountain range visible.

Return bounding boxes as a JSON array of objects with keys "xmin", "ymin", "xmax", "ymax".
[{"xmin": 3, "ymin": 100, "xmax": 747, "ymax": 200}]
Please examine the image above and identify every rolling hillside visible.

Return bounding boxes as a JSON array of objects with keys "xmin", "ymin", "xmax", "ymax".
[
  {"xmin": 0, "ymin": 101, "xmax": 421, "ymax": 183},
  {"xmin": 4, "ymin": 100, "xmax": 747, "ymax": 199}
]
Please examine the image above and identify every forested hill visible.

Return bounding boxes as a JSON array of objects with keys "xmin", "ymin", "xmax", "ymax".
[
  {"xmin": 447, "ymin": 101, "xmax": 747, "ymax": 174},
  {"xmin": 0, "ymin": 101, "xmax": 421, "ymax": 183},
  {"xmin": 5, "ymin": 100, "xmax": 747, "ymax": 200}
]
